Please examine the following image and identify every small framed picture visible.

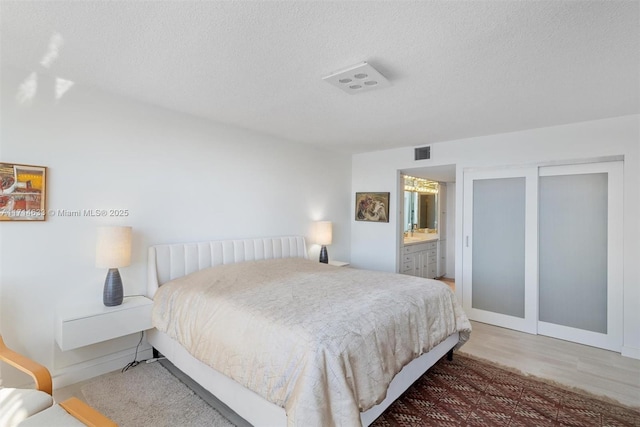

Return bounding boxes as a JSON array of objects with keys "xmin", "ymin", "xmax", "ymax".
[
  {"xmin": 0, "ymin": 162, "xmax": 47, "ymax": 221},
  {"xmin": 355, "ymin": 192, "xmax": 390, "ymax": 223}
]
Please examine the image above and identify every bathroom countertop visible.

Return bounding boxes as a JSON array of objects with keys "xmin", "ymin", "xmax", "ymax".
[{"xmin": 403, "ymin": 234, "xmax": 439, "ymax": 245}]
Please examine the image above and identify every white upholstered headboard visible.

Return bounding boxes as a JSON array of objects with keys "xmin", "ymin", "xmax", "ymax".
[{"xmin": 147, "ymin": 235, "xmax": 308, "ymax": 298}]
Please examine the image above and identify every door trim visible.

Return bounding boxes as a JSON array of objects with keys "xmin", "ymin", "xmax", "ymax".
[
  {"xmin": 537, "ymin": 161, "xmax": 623, "ymax": 352},
  {"xmin": 462, "ymin": 167, "xmax": 538, "ymax": 334}
]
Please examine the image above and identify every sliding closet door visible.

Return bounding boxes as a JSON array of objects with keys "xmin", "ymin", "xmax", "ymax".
[
  {"xmin": 538, "ymin": 161, "xmax": 623, "ymax": 351},
  {"xmin": 462, "ymin": 168, "xmax": 538, "ymax": 333}
]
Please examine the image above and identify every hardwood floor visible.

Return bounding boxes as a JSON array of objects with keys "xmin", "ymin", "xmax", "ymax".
[
  {"xmin": 439, "ymin": 278, "xmax": 639, "ymax": 408},
  {"xmin": 460, "ymin": 320, "xmax": 640, "ymax": 408}
]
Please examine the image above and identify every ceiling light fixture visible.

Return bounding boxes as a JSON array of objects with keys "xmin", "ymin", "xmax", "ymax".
[{"xmin": 323, "ymin": 62, "xmax": 390, "ymax": 94}]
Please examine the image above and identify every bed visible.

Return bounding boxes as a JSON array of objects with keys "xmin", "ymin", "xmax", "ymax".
[{"xmin": 146, "ymin": 236, "xmax": 471, "ymax": 427}]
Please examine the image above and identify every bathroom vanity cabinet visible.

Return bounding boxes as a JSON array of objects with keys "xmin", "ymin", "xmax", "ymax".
[{"xmin": 400, "ymin": 240, "xmax": 438, "ymax": 279}]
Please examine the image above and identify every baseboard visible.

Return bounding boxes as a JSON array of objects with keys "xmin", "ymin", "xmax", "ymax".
[
  {"xmin": 621, "ymin": 346, "xmax": 640, "ymax": 360},
  {"xmin": 53, "ymin": 344, "xmax": 153, "ymax": 389}
]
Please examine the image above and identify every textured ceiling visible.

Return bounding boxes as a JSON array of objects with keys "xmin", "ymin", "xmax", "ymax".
[{"xmin": 1, "ymin": 1, "xmax": 638, "ymax": 153}]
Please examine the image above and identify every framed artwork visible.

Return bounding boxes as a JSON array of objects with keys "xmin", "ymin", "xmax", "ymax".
[
  {"xmin": 355, "ymin": 192, "xmax": 390, "ymax": 222},
  {"xmin": 0, "ymin": 162, "xmax": 47, "ymax": 221}
]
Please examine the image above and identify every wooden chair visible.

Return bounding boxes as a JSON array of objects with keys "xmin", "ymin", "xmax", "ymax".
[{"xmin": 0, "ymin": 335, "xmax": 117, "ymax": 427}]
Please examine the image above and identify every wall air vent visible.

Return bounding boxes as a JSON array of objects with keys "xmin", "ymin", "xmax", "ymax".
[{"xmin": 415, "ymin": 146, "xmax": 431, "ymax": 160}]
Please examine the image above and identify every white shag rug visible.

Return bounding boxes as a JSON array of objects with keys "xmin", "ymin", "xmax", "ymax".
[{"xmin": 81, "ymin": 362, "xmax": 236, "ymax": 427}]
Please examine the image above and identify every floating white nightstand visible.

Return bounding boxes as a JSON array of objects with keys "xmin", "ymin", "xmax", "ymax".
[
  {"xmin": 55, "ymin": 296, "xmax": 153, "ymax": 351},
  {"xmin": 328, "ymin": 260, "xmax": 350, "ymax": 267}
]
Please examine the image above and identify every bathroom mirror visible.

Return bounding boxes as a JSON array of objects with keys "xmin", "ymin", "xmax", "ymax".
[{"xmin": 403, "ymin": 176, "xmax": 439, "ymax": 233}]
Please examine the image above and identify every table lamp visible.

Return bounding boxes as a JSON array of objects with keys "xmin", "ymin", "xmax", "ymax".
[
  {"xmin": 315, "ymin": 221, "xmax": 332, "ymax": 264},
  {"xmin": 96, "ymin": 225, "xmax": 132, "ymax": 306}
]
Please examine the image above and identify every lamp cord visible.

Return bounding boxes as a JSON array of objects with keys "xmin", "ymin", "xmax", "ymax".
[{"xmin": 121, "ymin": 331, "xmax": 146, "ymax": 372}]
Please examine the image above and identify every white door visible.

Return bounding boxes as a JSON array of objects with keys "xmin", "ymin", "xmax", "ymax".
[
  {"xmin": 537, "ymin": 161, "xmax": 623, "ymax": 351},
  {"xmin": 463, "ymin": 161, "xmax": 623, "ymax": 351},
  {"xmin": 462, "ymin": 168, "xmax": 538, "ymax": 334}
]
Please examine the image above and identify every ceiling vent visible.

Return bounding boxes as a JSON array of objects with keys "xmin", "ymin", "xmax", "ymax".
[
  {"xmin": 415, "ymin": 146, "xmax": 431, "ymax": 160},
  {"xmin": 322, "ymin": 62, "xmax": 390, "ymax": 94}
]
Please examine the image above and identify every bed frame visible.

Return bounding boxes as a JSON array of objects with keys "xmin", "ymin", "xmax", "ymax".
[{"xmin": 146, "ymin": 235, "xmax": 459, "ymax": 427}]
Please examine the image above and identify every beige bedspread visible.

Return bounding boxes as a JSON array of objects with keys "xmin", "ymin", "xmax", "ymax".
[{"xmin": 152, "ymin": 258, "xmax": 471, "ymax": 427}]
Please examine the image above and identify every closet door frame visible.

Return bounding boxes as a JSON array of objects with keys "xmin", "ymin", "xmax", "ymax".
[
  {"xmin": 462, "ymin": 167, "xmax": 539, "ymax": 334},
  {"xmin": 537, "ymin": 161, "xmax": 623, "ymax": 352}
]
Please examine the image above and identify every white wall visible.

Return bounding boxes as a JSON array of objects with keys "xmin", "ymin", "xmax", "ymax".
[
  {"xmin": 0, "ymin": 66, "xmax": 352, "ymax": 386},
  {"xmin": 445, "ymin": 182, "xmax": 456, "ymax": 278},
  {"xmin": 351, "ymin": 115, "xmax": 640, "ymax": 358}
]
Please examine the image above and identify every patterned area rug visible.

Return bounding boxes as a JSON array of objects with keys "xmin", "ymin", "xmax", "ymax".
[
  {"xmin": 372, "ymin": 354, "xmax": 640, "ymax": 426},
  {"xmin": 81, "ymin": 354, "xmax": 640, "ymax": 426}
]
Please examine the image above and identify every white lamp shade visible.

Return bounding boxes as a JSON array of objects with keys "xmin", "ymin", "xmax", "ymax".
[
  {"xmin": 315, "ymin": 221, "xmax": 332, "ymax": 246},
  {"xmin": 96, "ymin": 226, "xmax": 132, "ymax": 268}
]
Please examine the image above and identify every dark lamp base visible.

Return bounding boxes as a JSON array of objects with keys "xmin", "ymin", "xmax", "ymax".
[
  {"xmin": 104, "ymin": 268, "xmax": 124, "ymax": 307},
  {"xmin": 319, "ymin": 245, "xmax": 328, "ymax": 264}
]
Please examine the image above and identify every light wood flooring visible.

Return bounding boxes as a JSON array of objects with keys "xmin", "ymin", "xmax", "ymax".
[
  {"xmin": 461, "ymin": 320, "xmax": 640, "ymax": 408},
  {"xmin": 440, "ymin": 277, "xmax": 639, "ymax": 408}
]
